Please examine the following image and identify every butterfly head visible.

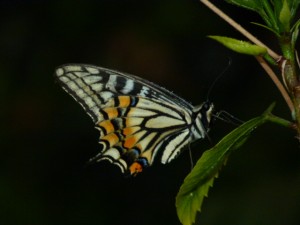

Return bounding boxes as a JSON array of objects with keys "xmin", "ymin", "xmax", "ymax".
[{"xmin": 192, "ymin": 101, "xmax": 214, "ymax": 139}]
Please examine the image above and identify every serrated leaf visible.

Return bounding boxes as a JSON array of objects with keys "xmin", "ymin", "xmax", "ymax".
[
  {"xmin": 176, "ymin": 104, "xmax": 276, "ymax": 225},
  {"xmin": 208, "ymin": 36, "xmax": 267, "ymax": 56}
]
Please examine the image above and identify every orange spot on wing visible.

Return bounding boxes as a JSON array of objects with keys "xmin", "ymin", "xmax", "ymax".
[
  {"xmin": 123, "ymin": 136, "xmax": 137, "ymax": 149},
  {"xmin": 129, "ymin": 162, "xmax": 143, "ymax": 175},
  {"xmin": 101, "ymin": 133, "xmax": 119, "ymax": 147},
  {"xmin": 122, "ymin": 127, "xmax": 139, "ymax": 136},
  {"xmin": 98, "ymin": 120, "xmax": 115, "ymax": 134},
  {"xmin": 103, "ymin": 108, "xmax": 118, "ymax": 119},
  {"xmin": 118, "ymin": 96, "xmax": 131, "ymax": 107},
  {"xmin": 122, "ymin": 127, "xmax": 133, "ymax": 136}
]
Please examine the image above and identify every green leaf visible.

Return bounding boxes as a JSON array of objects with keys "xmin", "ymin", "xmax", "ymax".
[
  {"xmin": 279, "ymin": 0, "xmax": 292, "ymax": 32},
  {"xmin": 251, "ymin": 22, "xmax": 280, "ymax": 36},
  {"xmin": 225, "ymin": 0, "xmax": 299, "ymax": 33},
  {"xmin": 225, "ymin": 0, "xmax": 275, "ymax": 29},
  {"xmin": 261, "ymin": 0, "xmax": 280, "ymax": 31},
  {"xmin": 208, "ymin": 36, "xmax": 267, "ymax": 56},
  {"xmin": 225, "ymin": 0, "xmax": 263, "ymax": 12},
  {"xmin": 289, "ymin": 0, "xmax": 300, "ymax": 20},
  {"xmin": 176, "ymin": 104, "xmax": 276, "ymax": 225},
  {"xmin": 276, "ymin": 0, "xmax": 300, "ymax": 22}
]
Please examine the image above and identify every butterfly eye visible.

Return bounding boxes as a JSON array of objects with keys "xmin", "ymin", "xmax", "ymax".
[{"xmin": 204, "ymin": 101, "xmax": 212, "ymax": 110}]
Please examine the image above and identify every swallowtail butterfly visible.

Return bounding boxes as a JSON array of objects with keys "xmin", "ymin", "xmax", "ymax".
[{"xmin": 55, "ymin": 64, "xmax": 214, "ymax": 176}]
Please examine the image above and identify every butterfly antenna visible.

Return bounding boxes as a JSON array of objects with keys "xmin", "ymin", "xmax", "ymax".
[
  {"xmin": 213, "ymin": 110, "xmax": 244, "ymax": 126},
  {"xmin": 206, "ymin": 58, "xmax": 232, "ymax": 101}
]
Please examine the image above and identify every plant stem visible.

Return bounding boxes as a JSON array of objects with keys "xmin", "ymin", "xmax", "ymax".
[
  {"xmin": 256, "ymin": 56, "xmax": 294, "ymax": 112},
  {"xmin": 279, "ymin": 35, "xmax": 300, "ymax": 131},
  {"xmin": 200, "ymin": 0, "xmax": 280, "ymax": 60},
  {"xmin": 200, "ymin": 0, "xmax": 295, "ymax": 117},
  {"xmin": 266, "ymin": 113, "xmax": 294, "ymax": 128}
]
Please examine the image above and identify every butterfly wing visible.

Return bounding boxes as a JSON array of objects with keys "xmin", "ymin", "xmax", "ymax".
[{"xmin": 55, "ymin": 64, "xmax": 196, "ymax": 175}]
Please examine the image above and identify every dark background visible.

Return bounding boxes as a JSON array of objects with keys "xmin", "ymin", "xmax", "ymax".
[{"xmin": 1, "ymin": 0, "xmax": 300, "ymax": 225}]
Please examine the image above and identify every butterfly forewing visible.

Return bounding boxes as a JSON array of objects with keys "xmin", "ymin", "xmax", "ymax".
[{"xmin": 55, "ymin": 64, "xmax": 212, "ymax": 176}]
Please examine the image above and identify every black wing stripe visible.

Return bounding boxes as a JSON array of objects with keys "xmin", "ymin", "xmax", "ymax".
[
  {"xmin": 59, "ymin": 64, "xmax": 194, "ymax": 110},
  {"xmin": 56, "ymin": 66, "xmax": 107, "ymax": 122},
  {"xmin": 160, "ymin": 129, "xmax": 191, "ymax": 164},
  {"xmin": 57, "ymin": 77, "xmax": 99, "ymax": 122},
  {"xmin": 54, "ymin": 64, "xmax": 205, "ymax": 175}
]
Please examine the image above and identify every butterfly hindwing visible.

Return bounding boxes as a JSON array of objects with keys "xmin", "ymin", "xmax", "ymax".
[{"xmin": 55, "ymin": 64, "xmax": 212, "ymax": 176}]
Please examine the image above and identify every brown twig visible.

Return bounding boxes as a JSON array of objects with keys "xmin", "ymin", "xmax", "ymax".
[
  {"xmin": 256, "ymin": 56, "xmax": 294, "ymax": 112},
  {"xmin": 200, "ymin": 0, "xmax": 294, "ymax": 112},
  {"xmin": 200, "ymin": 0, "xmax": 280, "ymax": 61}
]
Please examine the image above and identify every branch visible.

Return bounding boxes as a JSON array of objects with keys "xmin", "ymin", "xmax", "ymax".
[
  {"xmin": 200, "ymin": 0, "xmax": 294, "ymax": 112},
  {"xmin": 200, "ymin": 0, "xmax": 280, "ymax": 61},
  {"xmin": 256, "ymin": 56, "xmax": 294, "ymax": 112}
]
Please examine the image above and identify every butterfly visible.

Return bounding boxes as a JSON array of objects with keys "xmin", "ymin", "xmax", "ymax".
[{"xmin": 55, "ymin": 64, "xmax": 214, "ymax": 176}]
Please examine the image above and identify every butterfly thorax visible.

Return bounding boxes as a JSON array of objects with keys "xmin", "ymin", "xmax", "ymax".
[{"xmin": 190, "ymin": 101, "xmax": 214, "ymax": 140}]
